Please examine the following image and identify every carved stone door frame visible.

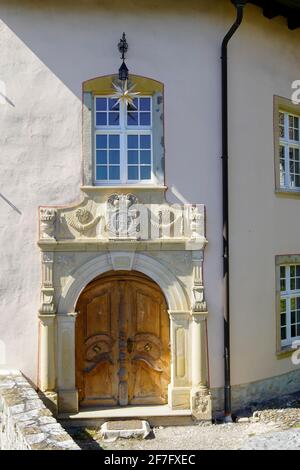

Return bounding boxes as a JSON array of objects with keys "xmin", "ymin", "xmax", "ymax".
[{"xmin": 38, "ymin": 187, "xmax": 212, "ymax": 420}]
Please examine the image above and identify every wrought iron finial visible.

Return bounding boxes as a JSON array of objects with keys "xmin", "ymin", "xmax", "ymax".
[
  {"xmin": 117, "ymin": 33, "xmax": 129, "ymax": 81},
  {"xmin": 118, "ymin": 32, "xmax": 128, "ymax": 60}
]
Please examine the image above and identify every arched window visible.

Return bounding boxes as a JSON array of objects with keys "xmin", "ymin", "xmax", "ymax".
[{"xmin": 82, "ymin": 75, "xmax": 165, "ymax": 187}]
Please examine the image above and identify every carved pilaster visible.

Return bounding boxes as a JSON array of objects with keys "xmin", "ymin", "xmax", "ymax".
[
  {"xmin": 191, "ymin": 251, "xmax": 207, "ymax": 313},
  {"xmin": 168, "ymin": 310, "xmax": 191, "ymax": 409},
  {"xmin": 39, "ymin": 252, "xmax": 55, "ymax": 314},
  {"xmin": 190, "ymin": 311, "xmax": 212, "ymax": 421},
  {"xmin": 57, "ymin": 313, "xmax": 78, "ymax": 413},
  {"xmin": 38, "ymin": 313, "xmax": 56, "ymax": 392}
]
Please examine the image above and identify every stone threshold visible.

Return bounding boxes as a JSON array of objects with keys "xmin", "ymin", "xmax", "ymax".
[{"xmin": 59, "ymin": 405, "xmax": 194, "ymax": 427}]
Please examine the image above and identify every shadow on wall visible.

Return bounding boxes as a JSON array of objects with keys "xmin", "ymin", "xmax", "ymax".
[
  {"xmin": 0, "ymin": 0, "xmax": 229, "ymax": 99},
  {"xmin": 0, "ymin": 193, "xmax": 22, "ymax": 214}
]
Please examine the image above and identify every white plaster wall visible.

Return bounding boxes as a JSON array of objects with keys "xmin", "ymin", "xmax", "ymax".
[{"xmin": 0, "ymin": 0, "xmax": 299, "ymax": 388}]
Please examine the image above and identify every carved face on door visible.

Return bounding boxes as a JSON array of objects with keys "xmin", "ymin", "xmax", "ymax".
[{"xmin": 75, "ymin": 271, "xmax": 170, "ymax": 407}]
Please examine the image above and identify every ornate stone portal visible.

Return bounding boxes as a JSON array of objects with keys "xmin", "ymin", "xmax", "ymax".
[{"xmin": 38, "ymin": 186, "xmax": 212, "ymax": 419}]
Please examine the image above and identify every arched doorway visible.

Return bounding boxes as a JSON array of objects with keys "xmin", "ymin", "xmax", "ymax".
[{"xmin": 75, "ymin": 270, "xmax": 170, "ymax": 408}]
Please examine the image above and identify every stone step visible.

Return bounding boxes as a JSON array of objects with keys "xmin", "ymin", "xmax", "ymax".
[{"xmin": 101, "ymin": 420, "xmax": 151, "ymax": 440}]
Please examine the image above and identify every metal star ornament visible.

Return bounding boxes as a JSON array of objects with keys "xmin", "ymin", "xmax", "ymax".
[{"xmin": 110, "ymin": 80, "xmax": 140, "ymax": 109}]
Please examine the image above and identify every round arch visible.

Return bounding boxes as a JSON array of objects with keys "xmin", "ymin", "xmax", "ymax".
[{"xmin": 58, "ymin": 252, "xmax": 190, "ymax": 314}]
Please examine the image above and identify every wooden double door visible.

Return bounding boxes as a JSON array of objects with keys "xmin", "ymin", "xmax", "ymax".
[{"xmin": 75, "ymin": 271, "xmax": 170, "ymax": 408}]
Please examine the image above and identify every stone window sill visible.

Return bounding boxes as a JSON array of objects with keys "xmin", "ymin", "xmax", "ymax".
[
  {"xmin": 276, "ymin": 346, "xmax": 297, "ymax": 359},
  {"xmin": 275, "ymin": 189, "xmax": 300, "ymax": 198},
  {"xmin": 81, "ymin": 185, "xmax": 167, "ymax": 191}
]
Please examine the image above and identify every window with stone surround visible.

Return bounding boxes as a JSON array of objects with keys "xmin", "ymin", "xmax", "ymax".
[
  {"xmin": 82, "ymin": 75, "xmax": 165, "ymax": 187},
  {"xmin": 94, "ymin": 96, "xmax": 152, "ymax": 183},
  {"xmin": 276, "ymin": 255, "xmax": 300, "ymax": 353},
  {"xmin": 274, "ymin": 96, "xmax": 300, "ymax": 193}
]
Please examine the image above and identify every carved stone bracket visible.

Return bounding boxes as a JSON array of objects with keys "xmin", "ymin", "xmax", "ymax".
[
  {"xmin": 40, "ymin": 208, "xmax": 56, "ymax": 240},
  {"xmin": 191, "ymin": 251, "xmax": 207, "ymax": 313},
  {"xmin": 39, "ymin": 252, "xmax": 55, "ymax": 314},
  {"xmin": 189, "ymin": 205, "xmax": 204, "ymax": 240}
]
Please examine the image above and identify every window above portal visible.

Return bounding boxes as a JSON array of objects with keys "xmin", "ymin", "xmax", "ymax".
[
  {"xmin": 94, "ymin": 95, "xmax": 153, "ymax": 184},
  {"xmin": 82, "ymin": 75, "xmax": 165, "ymax": 188}
]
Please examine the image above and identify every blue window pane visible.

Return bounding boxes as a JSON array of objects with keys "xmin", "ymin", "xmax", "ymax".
[
  {"xmin": 140, "ymin": 135, "xmax": 151, "ymax": 149},
  {"xmin": 96, "ymin": 150, "xmax": 107, "ymax": 164},
  {"xmin": 108, "ymin": 112, "xmax": 119, "ymax": 126},
  {"xmin": 140, "ymin": 112, "xmax": 151, "ymax": 126},
  {"xmin": 127, "ymin": 98, "xmax": 138, "ymax": 110},
  {"xmin": 96, "ymin": 113, "xmax": 107, "ymax": 126},
  {"xmin": 96, "ymin": 134, "xmax": 107, "ymax": 149},
  {"xmin": 109, "ymin": 150, "xmax": 120, "ymax": 165},
  {"xmin": 109, "ymin": 135, "xmax": 120, "ymax": 148},
  {"xmin": 140, "ymin": 166, "xmax": 151, "ymax": 180},
  {"xmin": 96, "ymin": 166, "xmax": 107, "ymax": 180},
  {"xmin": 127, "ymin": 113, "xmax": 138, "ymax": 126},
  {"xmin": 128, "ymin": 150, "xmax": 138, "ymax": 164},
  {"xmin": 96, "ymin": 98, "xmax": 107, "ymax": 111},
  {"xmin": 140, "ymin": 98, "xmax": 151, "ymax": 111},
  {"xmin": 140, "ymin": 150, "xmax": 151, "ymax": 165},
  {"xmin": 128, "ymin": 166, "xmax": 139, "ymax": 180},
  {"xmin": 127, "ymin": 135, "xmax": 138, "ymax": 149},
  {"xmin": 109, "ymin": 98, "xmax": 119, "ymax": 110},
  {"xmin": 109, "ymin": 166, "xmax": 120, "ymax": 180}
]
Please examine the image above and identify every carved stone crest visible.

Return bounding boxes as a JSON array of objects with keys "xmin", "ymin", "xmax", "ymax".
[
  {"xmin": 191, "ymin": 388, "xmax": 212, "ymax": 421},
  {"xmin": 106, "ymin": 193, "xmax": 139, "ymax": 238}
]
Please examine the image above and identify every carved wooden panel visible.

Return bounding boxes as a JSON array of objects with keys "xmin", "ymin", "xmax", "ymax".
[
  {"xmin": 75, "ymin": 271, "xmax": 170, "ymax": 408},
  {"xmin": 76, "ymin": 281, "xmax": 119, "ymax": 407},
  {"xmin": 126, "ymin": 278, "xmax": 170, "ymax": 405}
]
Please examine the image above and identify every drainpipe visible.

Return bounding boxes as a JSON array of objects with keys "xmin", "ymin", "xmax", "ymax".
[{"xmin": 221, "ymin": 0, "xmax": 247, "ymax": 422}]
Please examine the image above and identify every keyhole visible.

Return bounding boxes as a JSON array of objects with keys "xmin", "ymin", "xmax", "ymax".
[{"xmin": 127, "ymin": 338, "xmax": 133, "ymax": 353}]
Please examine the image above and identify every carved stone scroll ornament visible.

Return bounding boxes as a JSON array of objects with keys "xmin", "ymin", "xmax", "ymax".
[
  {"xmin": 40, "ymin": 208, "xmax": 56, "ymax": 240},
  {"xmin": 65, "ymin": 208, "xmax": 101, "ymax": 235}
]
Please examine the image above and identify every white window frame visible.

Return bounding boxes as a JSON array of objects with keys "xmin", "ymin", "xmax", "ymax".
[
  {"xmin": 279, "ymin": 110, "xmax": 300, "ymax": 190},
  {"xmin": 94, "ymin": 95, "xmax": 154, "ymax": 185},
  {"xmin": 279, "ymin": 264, "xmax": 300, "ymax": 348}
]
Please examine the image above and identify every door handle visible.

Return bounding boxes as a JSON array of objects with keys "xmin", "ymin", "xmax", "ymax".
[{"xmin": 127, "ymin": 337, "xmax": 134, "ymax": 353}]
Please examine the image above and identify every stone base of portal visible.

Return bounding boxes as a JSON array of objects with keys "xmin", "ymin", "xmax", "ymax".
[
  {"xmin": 190, "ymin": 387, "xmax": 212, "ymax": 421},
  {"xmin": 58, "ymin": 388, "xmax": 79, "ymax": 413}
]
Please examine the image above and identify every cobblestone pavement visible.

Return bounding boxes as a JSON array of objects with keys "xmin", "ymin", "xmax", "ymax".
[{"xmin": 64, "ymin": 393, "xmax": 300, "ymax": 451}]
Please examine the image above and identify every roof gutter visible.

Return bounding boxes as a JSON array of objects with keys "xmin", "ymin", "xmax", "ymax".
[{"xmin": 221, "ymin": 0, "xmax": 247, "ymax": 422}]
